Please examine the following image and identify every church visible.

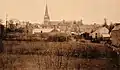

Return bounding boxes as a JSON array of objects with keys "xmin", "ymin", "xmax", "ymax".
[
  {"xmin": 40, "ymin": 4, "xmax": 100, "ymax": 34},
  {"xmin": 41, "ymin": 4, "xmax": 62, "ymax": 28}
]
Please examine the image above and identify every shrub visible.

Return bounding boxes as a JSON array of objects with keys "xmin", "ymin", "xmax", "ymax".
[{"xmin": 47, "ymin": 35, "xmax": 70, "ymax": 42}]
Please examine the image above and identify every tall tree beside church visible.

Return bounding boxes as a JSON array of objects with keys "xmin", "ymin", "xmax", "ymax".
[
  {"xmin": 102, "ymin": 18, "xmax": 108, "ymax": 28},
  {"xmin": 108, "ymin": 22, "xmax": 114, "ymax": 33}
]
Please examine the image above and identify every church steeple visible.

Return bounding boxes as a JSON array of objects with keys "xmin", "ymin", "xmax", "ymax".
[
  {"xmin": 45, "ymin": 4, "xmax": 49, "ymax": 18},
  {"xmin": 44, "ymin": 3, "xmax": 50, "ymax": 24}
]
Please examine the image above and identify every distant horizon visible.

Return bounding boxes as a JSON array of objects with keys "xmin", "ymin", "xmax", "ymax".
[{"xmin": 0, "ymin": 0, "xmax": 120, "ymax": 24}]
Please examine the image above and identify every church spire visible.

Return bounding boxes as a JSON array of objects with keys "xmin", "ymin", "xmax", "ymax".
[
  {"xmin": 44, "ymin": 2, "xmax": 50, "ymax": 25},
  {"xmin": 45, "ymin": 4, "xmax": 48, "ymax": 16},
  {"xmin": 44, "ymin": 3, "xmax": 50, "ymax": 20}
]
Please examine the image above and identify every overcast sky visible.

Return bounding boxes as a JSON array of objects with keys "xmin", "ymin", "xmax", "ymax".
[{"xmin": 0, "ymin": 0, "xmax": 120, "ymax": 24}]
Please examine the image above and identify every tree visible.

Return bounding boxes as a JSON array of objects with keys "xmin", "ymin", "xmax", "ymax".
[
  {"xmin": 102, "ymin": 18, "xmax": 108, "ymax": 28},
  {"xmin": 6, "ymin": 19, "xmax": 16, "ymax": 32},
  {"xmin": 8, "ymin": 20, "xmax": 14, "ymax": 28},
  {"xmin": 0, "ymin": 19, "xmax": 4, "ymax": 53},
  {"xmin": 72, "ymin": 21, "xmax": 78, "ymax": 32},
  {"xmin": 108, "ymin": 22, "xmax": 114, "ymax": 33}
]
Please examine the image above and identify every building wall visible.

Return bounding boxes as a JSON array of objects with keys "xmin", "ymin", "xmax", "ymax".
[
  {"xmin": 111, "ymin": 30, "xmax": 120, "ymax": 46},
  {"xmin": 32, "ymin": 28, "xmax": 53, "ymax": 34}
]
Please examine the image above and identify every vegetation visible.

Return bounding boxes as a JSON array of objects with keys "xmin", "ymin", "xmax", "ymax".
[
  {"xmin": 0, "ymin": 41, "xmax": 119, "ymax": 70},
  {"xmin": 47, "ymin": 35, "xmax": 71, "ymax": 42}
]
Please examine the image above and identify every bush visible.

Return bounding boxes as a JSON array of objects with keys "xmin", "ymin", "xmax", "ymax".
[
  {"xmin": 81, "ymin": 47, "xmax": 101, "ymax": 59},
  {"xmin": 47, "ymin": 35, "xmax": 70, "ymax": 42}
]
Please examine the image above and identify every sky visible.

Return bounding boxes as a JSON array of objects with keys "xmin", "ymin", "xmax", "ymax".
[{"xmin": 0, "ymin": 0, "xmax": 120, "ymax": 24}]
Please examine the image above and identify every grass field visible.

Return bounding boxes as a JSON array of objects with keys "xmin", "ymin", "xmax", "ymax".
[
  {"xmin": 0, "ymin": 54, "xmax": 110, "ymax": 70},
  {"xmin": 0, "ymin": 41, "xmax": 119, "ymax": 70}
]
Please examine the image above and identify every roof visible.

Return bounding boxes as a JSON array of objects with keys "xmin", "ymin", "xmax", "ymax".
[
  {"xmin": 102, "ymin": 34, "xmax": 110, "ymax": 37},
  {"xmin": 92, "ymin": 27, "xmax": 109, "ymax": 34},
  {"xmin": 78, "ymin": 32, "xmax": 85, "ymax": 35},
  {"xmin": 49, "ymin": 21, "xmax": 62, "ymax": 25},
  {"xmin": 51, "ymin": 28, "xmax": 60, "ymax": 32},
  {"xmin": 112, "ymin": 25, "xmax": 120, "ymax": 31},
  {"xmin": 32, "ymin": 28, "xmax": 53, "ymax": 34}
]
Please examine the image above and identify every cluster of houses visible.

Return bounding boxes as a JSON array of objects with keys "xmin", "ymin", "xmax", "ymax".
[
  {"xmin": 0, "ymin": 19, "xmax": 119, "ymax": 46},
  {"xmin": 31, "ymin": 4, "xmax": 100, "ymax": 38}
]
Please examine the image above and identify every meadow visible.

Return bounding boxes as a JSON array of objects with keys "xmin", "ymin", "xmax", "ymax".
[{"xmin": 0, "ymin": 41, "xmax": 119, "ymax": 70}]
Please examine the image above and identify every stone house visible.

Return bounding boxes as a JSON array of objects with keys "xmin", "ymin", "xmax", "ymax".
[{"xmin": 111, "ymin": 24, "xmax": 120, "ymax": 46}]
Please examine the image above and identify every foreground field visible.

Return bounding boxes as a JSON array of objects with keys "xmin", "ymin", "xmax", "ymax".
[
  {"xmin": 0, "ymin": 54, "xmax": 111, "ymax": 70},
  {"xmin": 0, "ymin": 41, "xmax": 119, "ymax": 70}
]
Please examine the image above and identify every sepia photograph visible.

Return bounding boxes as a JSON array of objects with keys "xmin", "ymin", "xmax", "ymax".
[{"xmin": 0, "ymin": 0, "xmax": 120, "ymax": 70}]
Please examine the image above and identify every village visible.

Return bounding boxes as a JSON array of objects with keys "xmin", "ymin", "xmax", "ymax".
[
  {"xmin": 0, "ymin": 5, "xmax": 120, "ymax": 47},
  {"xmin": 0, "ymin": 1, "xmax": 120, "ymax": 70}
]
